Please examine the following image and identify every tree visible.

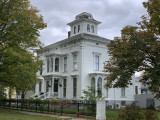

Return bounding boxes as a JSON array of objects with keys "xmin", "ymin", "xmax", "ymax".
[
  {"xmin": 0, "ymin": 0, "xmax": 46, "ymax": 97},
  {"xmin": 0, "ymin": 85, "xmax": 6, "ymax": 100},
  {"xmin": 80, "ymin": 86, "xmax": 104, "ymax": 113},
  {"xmin": 104, "ymin": 0, "xmax": 160, "ymax": 99},
  {"xmin": 80, "ymin": 86, "xmax": 103, "ymax": 103}
]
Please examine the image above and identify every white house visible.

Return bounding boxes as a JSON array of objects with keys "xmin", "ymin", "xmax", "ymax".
[{"xmin": 32, "ymin": 12, "xmax": 139, "ymax": 108}]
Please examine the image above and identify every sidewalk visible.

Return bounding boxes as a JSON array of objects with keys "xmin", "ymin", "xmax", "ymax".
[{"xmin": 1, "ymin": 108, "xmax": 92, "ymax": 120}]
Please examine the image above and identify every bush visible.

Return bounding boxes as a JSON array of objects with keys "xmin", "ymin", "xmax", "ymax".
[
  {"xmin": 118, "ymin": 105, "xmax": 143, "ymax": 120},
  {"xmin": 33, "ymin": 98, "xmax": 45, "ymax": 112},
  {"xmin": 50, "ymin": 97, "xmax": 59, "ymax": 112},
  {"xmin": 144, "ymin": 109, "xmax": 159, "ymax": 120}
]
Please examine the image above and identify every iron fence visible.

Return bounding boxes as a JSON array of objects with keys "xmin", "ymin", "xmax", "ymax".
[{"xmin": 0, "ymin": 99, "xmax": 96, "ymax": 117}]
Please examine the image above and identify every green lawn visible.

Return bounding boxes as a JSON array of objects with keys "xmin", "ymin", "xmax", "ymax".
[
  {"xmin": 1, "ymin": 108, "xmax": 160, "ymax": 120},
  {"xmin": 106, "ymin": 109, "xmax": 119, "ymax": 120},
  {"xmin": 0, "ymin": 109, "xmax": 63, "ymax": 120}
]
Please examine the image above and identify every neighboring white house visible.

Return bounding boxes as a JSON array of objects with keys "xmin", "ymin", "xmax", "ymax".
[{"xmin": 32, "ymin": 12, "xmax": 141, "ymax": 108}]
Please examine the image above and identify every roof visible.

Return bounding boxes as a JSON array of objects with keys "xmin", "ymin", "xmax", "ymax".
[
  {"xmin": 67, "ymin": 12, "xmax": 101, "ymax": 26},
  {"xmin": 43, "ymin": 33, "xmax": 111, "ymax": 49}
]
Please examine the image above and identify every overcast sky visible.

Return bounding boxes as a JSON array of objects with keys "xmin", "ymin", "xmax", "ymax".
[{"xmin": 30, "ymin": 0, "xmax": 147, "ymax": 46}]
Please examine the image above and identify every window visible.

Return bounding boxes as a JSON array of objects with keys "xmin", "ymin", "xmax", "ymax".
[
  {"xmin": 63, "ymin": 79, "xmax": 67, "ymax": 97},
  {"xmin": 73, "ymin": 54, "xmax": 77, "ymax": 70},
  {"xmin": 121, "ymin": 101, "xmax": 126, "ymax": 106},
  {"xmin": 87, "ymin": 24, "xmax": 90, "ymax": 32},
  {"xmin": 54, "ymin": 79, "xmax": 58, "ymax": 93},
  {"xmin": 51, "ymin": 58, "xmax": 53, "ymax": 72},
  {"xmin": 64, "ymin": 57, "xmax": 67, "ymax": 72},
  {"xmin": 91, "ymin": 25, "xmax": 94, "ymax": 33},
  {"xmin": 40, "ymin": 65, "xmax": 43, "ymax": 75},
  {"xmin": 97, "ymin": 77, "xmax": 102, "ymax": 96},
  {"xmin": 121, "ymin": 88, "xmax": 125, "ymax": 97},
  {"xmin": 91, "ymin": 77, "xmax": 95, "ymax": 96},
  {"xmin": 74, "ymin": 26, "xmax": 76, "ymax": 34},
  {"xmin": 73, "ymin": 78, "xmax": 77, "ymax": 97},
  {"xmin": 78, "ymin": 25, "xmax": 80, "ymax": 32},
  {"xmin": 46, "ymin": 81, "xmax": 49, "ymax": 92},
  {"xmin": 135, "ymin": 86, "xmax": 138, "ymax": 94},
  {"xmin": 47, "ymin": 59, "xmax": 49, "ymax": 72},
  {"xmin": 94, "ymin": 55, "xmax": 99, "ymax": 71},
  {"xmin": 39, "ymin": 81, "xmax": 42, "ymax": 92},
  {"xmin": 55, "ymin": 58, "xmax": 59, "ymax": 72}
]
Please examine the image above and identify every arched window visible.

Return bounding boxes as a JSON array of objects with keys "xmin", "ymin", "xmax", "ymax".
[
  {"xmin": 87, "ymin": 24, "xmax": 90, "ymax": 32},
  {"xmin": 55, "ymin": 58, "xmax": 59, "ymax": 72},
  {"xmin": 91, "ymin": 77, "xmax": 95, "ymax": 88},
  {"xmin": 78, "ymin": 25, "xmax": 80, "ymax": 33},
  {"xmin": 91, "ymin": 77, "xmax": 95, "ymax": 95},
  {"xmin": 51, "ymin": 58, "xmax": 53, "ymax": 72},
  {"xmin": 74, "ymin": 26, "xmax": 76, "ymax": 34},
  {"xmin": 91, "ymin": 25, "xmax": 94, "ymax": 33},
  {"xmin": 97, "ymin": 77, "xmax": 102, "ymax": 96}
]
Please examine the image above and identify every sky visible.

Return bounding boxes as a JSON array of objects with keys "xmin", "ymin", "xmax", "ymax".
[{"xmin": 30, "ymin": 0, "xmax": 147, "ymax": 46}]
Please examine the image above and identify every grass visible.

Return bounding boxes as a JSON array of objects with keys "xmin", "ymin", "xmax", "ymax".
[
  {"xmin": 0, "ymin": 109, "xmax": 63, "ymax": 120},
  {"xmin": 106, "ymin": 109, "xmax": 119, "ymax": 120},
  {"xmin": 1, "ymin": 107, "xmax": 160, "ymax": 120}
]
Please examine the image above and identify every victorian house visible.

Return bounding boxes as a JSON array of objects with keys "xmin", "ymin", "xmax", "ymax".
[{"xmin": 32, "ymin": 12, "xmax": 139, "ymax": 108}]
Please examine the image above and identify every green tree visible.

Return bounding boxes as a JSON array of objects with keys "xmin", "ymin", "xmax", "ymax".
[
  {"xmin": 104, "ymin": 0, "xmax": 160, "ymax": 98},
  {"xmin": 80, "ymin": 86, "xmax": 104, "ymax": 103},
  {"xmin": 0, "ymin": 0, "xmax": 46, "ymax": 97},
  {"xmin": 0, "ymin": 85, "xmax": 6, "ymax": 100}
]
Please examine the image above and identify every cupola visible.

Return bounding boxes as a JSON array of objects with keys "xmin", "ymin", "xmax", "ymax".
[{"xmin": 67, "ymin": 12, "xmax": 101, "ymax": 37}]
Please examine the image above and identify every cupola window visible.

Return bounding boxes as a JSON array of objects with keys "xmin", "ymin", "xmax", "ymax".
[
  {"xmin": 91, "ymin": 25, "xmax": 94, "ymax": 33},
  {"xmin": 87, "ymin": 24, "xmax": 90, "ymax": 32},
  {"xmin": 78, "ymin": 25, "xmax": 80, "ymax": 33},
  {"xmin": 74, "ymin": 26, "xmax": 76, "ymax": 34}
]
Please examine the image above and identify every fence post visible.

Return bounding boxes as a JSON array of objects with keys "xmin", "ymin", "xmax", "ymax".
[
  {"xmin": 9, "ymin": 99, "xmax": 11, "ymax": 109},
  {"xmin": 47, "ymin": 101, "xmax": 50, "ymax": 113},
  {"xmin": 96, "ymin": 100, "xmax": 106, "ymax": 120},
  {"xmin": 17, "ymin": 99, "xmax": 18, "ymax": 109},
  {"xmin": 36, "ymin": 102, "xmax": 37, "ymax": 111},
  {"xmin": 3, "ymin": 99, "xmax": 5, "ymax": 107},
  {"xmin": 60, "ymin": 102, "xmax": 63, "ymax": 116},
  {"xmin": 77, "ymin": 102, "xmax": 80, "ymax": 117}
]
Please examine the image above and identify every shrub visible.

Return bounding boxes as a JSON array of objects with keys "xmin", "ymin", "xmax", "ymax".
[
  {"xmin": 50, "ymin": 97, "xmax": 59, "ymax": 112},
  {"xmin": 118, "ymin": 105, "xmax": 144, "ymax": 120},
  {"xmin": 144, "ymin": 110, "xmax": 159, "ymax": 120}
]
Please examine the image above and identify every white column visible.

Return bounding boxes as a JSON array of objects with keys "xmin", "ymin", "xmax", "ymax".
[
  {"xmin": 42, "ymin": 79, "xmax": 45, "ymax": 93},
  {"xmin": 96, "ymin": 100, "xmax": 106, "ymax": 120},
  {"xmin": 48, "ymin": 78, "xmax": 52, "ymax": 98}
]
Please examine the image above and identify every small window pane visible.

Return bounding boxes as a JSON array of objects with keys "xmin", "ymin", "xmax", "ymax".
[
  {"xmin": 97, "ymin": 77, "xmax": 102, "ymax": 96},
  {"xmin": 121, "ymin": 88, "xmax": 125, "ymax": 97},
  {"xmin": 74, "ymin": 26, "xmax": 76, "ymax": 34},
  {"xmin": 87, "ymin": 24, "xmax": 90, "ymax": 32},
  {"xmin": 51, "ymin": 58, "xmax": 53, "ymax": 72},
  {"xmin": 73, "ymin": 54, "xmax": 77, "ymax": 70},
  {"xmin": 91, "ymin": 25, "xmax": 94, "ymax": 33},
  {"xmin": 73, "ymin": 78, "xmax": 77, "ymax": 97},
  {"xmin": 47, "ymin": 59, "xmax": 49, "ymax": 72},
  {"xmin": 46, "ymin": 81, "xmax": 49, "ymax": 92},
  {"xmin": 64, "ymin": 57, "xmax": 67, "ymax": 72},
  {"xmin": 63, "ymin": 79, "xmax": 67, "ymax": 97},
  {"xmin": 94, "ymin": 55, "xmax": 99, "ymax": 71},
  {"xmin": 55, "ymin": 58, "xmax": 59, "ymax": 72},
  {"xmin": 78, "ymin": 25, "xmax": 80, "ymax": 33}
]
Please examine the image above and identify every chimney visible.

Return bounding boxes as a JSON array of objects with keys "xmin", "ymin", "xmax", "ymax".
[{"xmin": 68, "ymin": 31, "xmax": 71, "ymax": 38}]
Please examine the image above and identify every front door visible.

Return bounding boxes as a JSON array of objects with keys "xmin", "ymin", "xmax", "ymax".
[{"xmin": 54, "ymin": 78, "xmax": 59, "ymax": 96}]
